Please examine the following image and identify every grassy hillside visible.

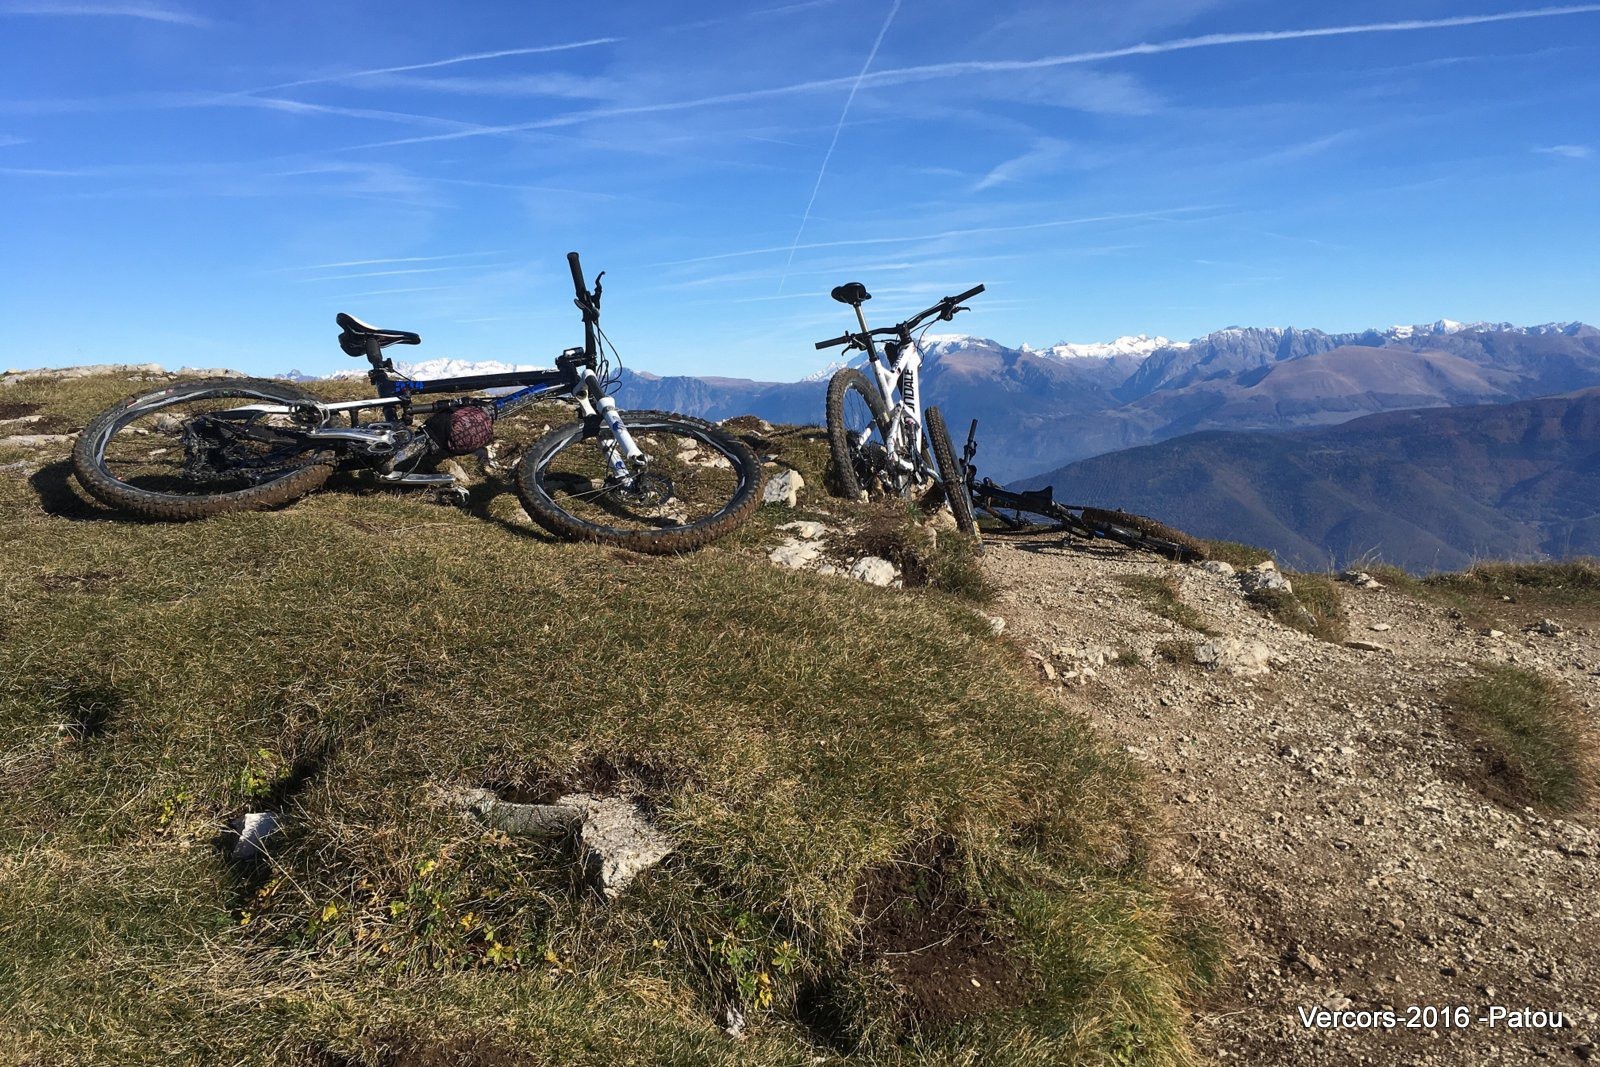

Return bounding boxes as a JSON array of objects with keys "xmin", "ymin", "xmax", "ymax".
[{"xmin": 0, "ymin": 372, "xmax": 1212, "ymax": 1066}]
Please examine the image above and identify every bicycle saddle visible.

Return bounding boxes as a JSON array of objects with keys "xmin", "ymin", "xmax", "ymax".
[
  {"xmin": 336, "ymin": 312, "xmax": 422, "ymax": 357},
  {"xmin": 830, "ymin": 282, "xmax": 871, "ymax": 305}
]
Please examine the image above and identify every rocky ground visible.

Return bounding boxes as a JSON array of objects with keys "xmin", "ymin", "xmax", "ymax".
[{"xmin": 980, "ymin": 532, "xmax": 1599, "ymax": 1065}]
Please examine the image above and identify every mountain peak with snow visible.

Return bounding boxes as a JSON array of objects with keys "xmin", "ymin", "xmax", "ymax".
[{"xmin": 1022, "ymin": 334, "xmax": 1187, "ymax": 360}]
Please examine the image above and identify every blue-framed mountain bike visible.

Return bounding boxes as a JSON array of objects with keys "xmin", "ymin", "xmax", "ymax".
[{"xmin": 72, "ymin": 253, "xmax": 763, "ymax": 553}]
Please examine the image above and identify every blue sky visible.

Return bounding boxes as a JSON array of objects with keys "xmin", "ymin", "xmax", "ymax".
[{"xmin": 2, "ymin": 1, "xmax": 1598, "ymax": 379}]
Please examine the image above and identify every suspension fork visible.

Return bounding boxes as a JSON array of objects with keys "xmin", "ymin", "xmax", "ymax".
[{"xmin": 578, "ymin": 371, "xmax": 644, "ymax": 482}]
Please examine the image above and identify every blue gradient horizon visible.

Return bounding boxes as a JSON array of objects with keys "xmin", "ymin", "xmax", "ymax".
[{"xmin": 3, "ymin": 1, "xmax": 1598, "ymax": 379}]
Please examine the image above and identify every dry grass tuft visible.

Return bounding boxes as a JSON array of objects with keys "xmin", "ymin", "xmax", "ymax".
[{"xmin": 1445, "ymin": 666, "xmax": 1596, "ymax": 814}]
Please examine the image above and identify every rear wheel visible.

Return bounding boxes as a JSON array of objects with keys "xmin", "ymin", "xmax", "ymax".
[
  {"xmin": 71, "ymin": 378, "xmax": 333, "ymax": 520},
  {"xmin": 924, "ymin": 406, "xmax": 976, "ymax": 536},
  {"xmin": 1079, "ymin": 507, "xmax": 1205, "ymax": 562},
  {"xmin": 514, "ymin": 410, "xmax": 762, "ymax": 554},
  {"xmin": 825, "ymin": 368, "xmax": 890, "ymax": 500}
]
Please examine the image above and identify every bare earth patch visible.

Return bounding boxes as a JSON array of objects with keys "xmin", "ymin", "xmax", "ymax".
[{"xmin": 981, "ymin": 531, "xmax": 1600, "ymax": 1065}]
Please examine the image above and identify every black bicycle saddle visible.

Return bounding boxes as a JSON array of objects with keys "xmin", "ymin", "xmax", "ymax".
[
  {"xmin": 336, "ymin": 312, "xmax": 422, "ymax": 357},
  {"xmin": 830, "ymin": 282, "xmax": 871, "ymax": 305}
]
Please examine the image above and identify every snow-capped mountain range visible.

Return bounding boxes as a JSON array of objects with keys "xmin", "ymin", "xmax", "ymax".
[
  {"xmin": 287, "ymin": 320, "xmax": 1593, "ymax": 384},
  {"xmin": 277, "ymin": 317, "xmax": 1600, "ymax": 486},
  {"xmin": 926, "ymin": 319, "xmax": 1591, "ymax": 366}
]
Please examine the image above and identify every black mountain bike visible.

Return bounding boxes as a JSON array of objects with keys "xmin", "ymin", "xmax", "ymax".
[
  {"xmin": 959, "ymin": 420, "xmax": 1203, "ymax": 562},
  {"xmin": 815, "ymin": 280, "xmax": 984, "ymax": 534},
  {"xmin": 72, "ymin": 253, "xmax": 763, "ymax": 554}
]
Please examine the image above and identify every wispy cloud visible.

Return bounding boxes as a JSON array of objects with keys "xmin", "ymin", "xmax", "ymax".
[
  {"xmin": 654, "ymin": 206, "xmax": 1214, "ymax": 266},
  {"xmin": 345, "ymin": 4, "xmax": 1600, "ymax": 152},
  {"xmin": 0, "ymin": 1, "xmax": 206, "ymax": 25},
  {"xmin": 210, "ymin": 95, "xmax": 490, "ymax": 132},
  {"xmin": 247, "ymin": 38, "xmax": 621, "ymax": 94},
  {"xmin": 293, "ymin": 263, "xmax": 513, "ymax": 283},
  {"xmin": 0, "ymin": 134, "xmax": 27, "ymax": 147},
  {"xmin": 778, "ymin": 0, "xmax": 901, "ymax": 291},
  {"xmin": 973, "ymin": 138, "xmax": 1073, "ymax": 192},
  {"xmin": 276, "ymin": 251, "xmax": 505, "ymax": 273},
  {"xmin": 328, "ymin": 285, "xmax": 459, "ymax": 300},
  {"xmin": 1534, "ymin": 143, "xmax": 1591, "ymax": 158}
]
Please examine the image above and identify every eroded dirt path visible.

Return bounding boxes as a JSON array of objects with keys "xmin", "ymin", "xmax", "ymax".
[{"xmin": 981, "ymin": 533, "xmax": 1599, "ymax": 1065}]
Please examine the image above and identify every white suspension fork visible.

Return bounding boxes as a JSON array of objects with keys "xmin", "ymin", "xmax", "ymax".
[{"xmin": 578, "ymin": 374, "xmax": 644, "ymax": 482}]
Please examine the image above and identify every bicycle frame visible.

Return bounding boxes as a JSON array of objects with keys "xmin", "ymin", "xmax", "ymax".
[
  {"xmin": 212, "ymin": 348, "xmax": 644, "ymax": 487},
  {"xmin": 863, "ymin": 338, "xmax": 927, "ymax": 482}
]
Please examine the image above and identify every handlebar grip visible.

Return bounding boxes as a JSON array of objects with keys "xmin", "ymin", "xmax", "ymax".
[
  {"xmin": 815, "ymin": 333, "xmax": 853, "ymax": 350},
  {"xmin": 567, "ymin": 251, "xmax": 586, "ymax": 299},
  {"xmin": 952, "ymin": 283, "xmax": 985, "ymax": 304}
]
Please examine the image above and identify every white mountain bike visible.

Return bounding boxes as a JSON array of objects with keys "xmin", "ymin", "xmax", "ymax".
[{"xmin": 815, "ymin": 280, "xmax": 984, "ymax": 535}]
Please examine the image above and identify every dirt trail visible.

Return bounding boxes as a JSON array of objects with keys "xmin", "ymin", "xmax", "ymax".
[{"xmin": 981, "ymin": 533, "xmax": 1599, "ymax": 1065}]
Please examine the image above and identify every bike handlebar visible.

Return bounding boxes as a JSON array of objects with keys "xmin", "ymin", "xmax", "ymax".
[
  {"xmin": 567, "ymin": 251, "xmax": 587, "ymax": 303},
  {"xmin": 814, "ymin": 283, "xmax": 984, "ymax": 350}
]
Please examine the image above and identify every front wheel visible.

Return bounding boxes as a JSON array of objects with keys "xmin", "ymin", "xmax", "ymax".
[
  {"xmin": 514, "ymin": 410, "xmax": 762, "ymax": 554},
  {"xmin": 924, "ymin": 406, "xmax": 977, "ymax": 537},
  {"xmin": 71, "ymin": 378, "xmax": 334, "ymax": 520},
  {"xmin": 825, "ymin": 367, "xmax": 890, "ymax": 500}
]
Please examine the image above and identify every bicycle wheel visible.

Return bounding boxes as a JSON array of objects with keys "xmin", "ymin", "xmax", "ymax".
[
  {"xmin": 824, "ymin": 367, "xmax": 890, "ymax": 500},
  {"xmin": 72, "ymin": 378, "xmax": 334, "ymax": 520},
  {"xmin": 514, "ymin": 410, "xmax": 762, "ymax": 554},
  {"xmin": 1079, "ymin": 507, "xmax": 1206, "ymax": 562},
  {"xmin": 923, "ymin": 406, "xmax": 976, "ymax": 536}
]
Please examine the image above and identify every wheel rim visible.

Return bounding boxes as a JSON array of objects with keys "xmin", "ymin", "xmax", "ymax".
[
  {"xmin": 534, "ymin": 421, "xmax": 749, "ymax": 534},
  {"xmin": 840, "ymin": 386, "xmax": 884, "ymax": 489},
  {"xmin": 97, "ymin": 393, "xmax": 322, "ymax": 497}
]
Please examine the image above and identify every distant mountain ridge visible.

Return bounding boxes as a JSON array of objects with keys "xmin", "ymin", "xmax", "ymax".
[
  {"xmin": 282, "ymin": 319, "xmax": 1600, "ymax": 483},
  {"xmin": 1012, "ymin": 388, "xmax": 1600, "ymax": 573},
  {"xmin": 608, "ymin": 319, "xmax": 1600, "ymax": 480}
]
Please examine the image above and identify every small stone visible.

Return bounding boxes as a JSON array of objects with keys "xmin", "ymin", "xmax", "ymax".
[
  {"xmin": 762, "ymin": 468, "xmax": 803, "ymax": 507},
  {"xmin": 847, "ymin": 555, "xmax": 899, "ymax": 587},
  {"xmin": 1345, "ymin": 640, "xmax": 1389, "ymax": 653},
  {"xmin": 1239, "ymin": 566, "xmax": 1293, "ymax": 595},
  {"xmin": 775, "ymin": 520, "xmax": 827, "ymax": 540},
  {"xmin": 1200, "ymin": 560, "xmax": 1236, "ymax": 576},
  {"xmin": 1369, "ymin": 623, "xmax": 1392, "ymax": 632},
  {"xmin": 768, "ymin": 538, "xmax": 823, "ymax": 569},
  {"xmin": 1193, "ymin": 638, "xmax": 1272, "ymax": 676},
  {"xmin": 573, "ymin": 795, "xmax": 677, "ymax": 900},
  {"xmin": 230, "ymin": 811, "xmax": 281, "ymax": 862}
]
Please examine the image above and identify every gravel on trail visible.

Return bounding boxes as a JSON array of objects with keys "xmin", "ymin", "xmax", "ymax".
[{"xmin": 981, "ymin": 532, "xmax": 1599, "ymax": 1066}]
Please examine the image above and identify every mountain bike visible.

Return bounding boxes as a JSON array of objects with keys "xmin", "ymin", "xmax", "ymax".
[
  {"xmin": 815, "ymin": 280, "xmax": 984, "ymax": 534},
  {"xmin": 72, "ymin": 253, "xmax": 763, "ymax": 554},
  {"xmin": 959, "ymin": 420, "xmax": 1203, "ymax": 562}
]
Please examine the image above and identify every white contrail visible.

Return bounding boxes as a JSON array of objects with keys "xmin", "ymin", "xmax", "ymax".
[
  {"xmin": 777, "ymin": 0, "xmax": 901, "ymax": 292},
  {"xmin": 344, "ymin": 4, "xmax": 1600, "ymax": 152},
  {"xmin": 653, "ymin": 206, "xmax": 1214, "ymax": 266},
  {"xmin": 249, "ymin": 37, "xmax": 621, "ymax": 94},
  {"xmin": 848, "ymin": 4, "xmax": 1600, "ymax": 84}
]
